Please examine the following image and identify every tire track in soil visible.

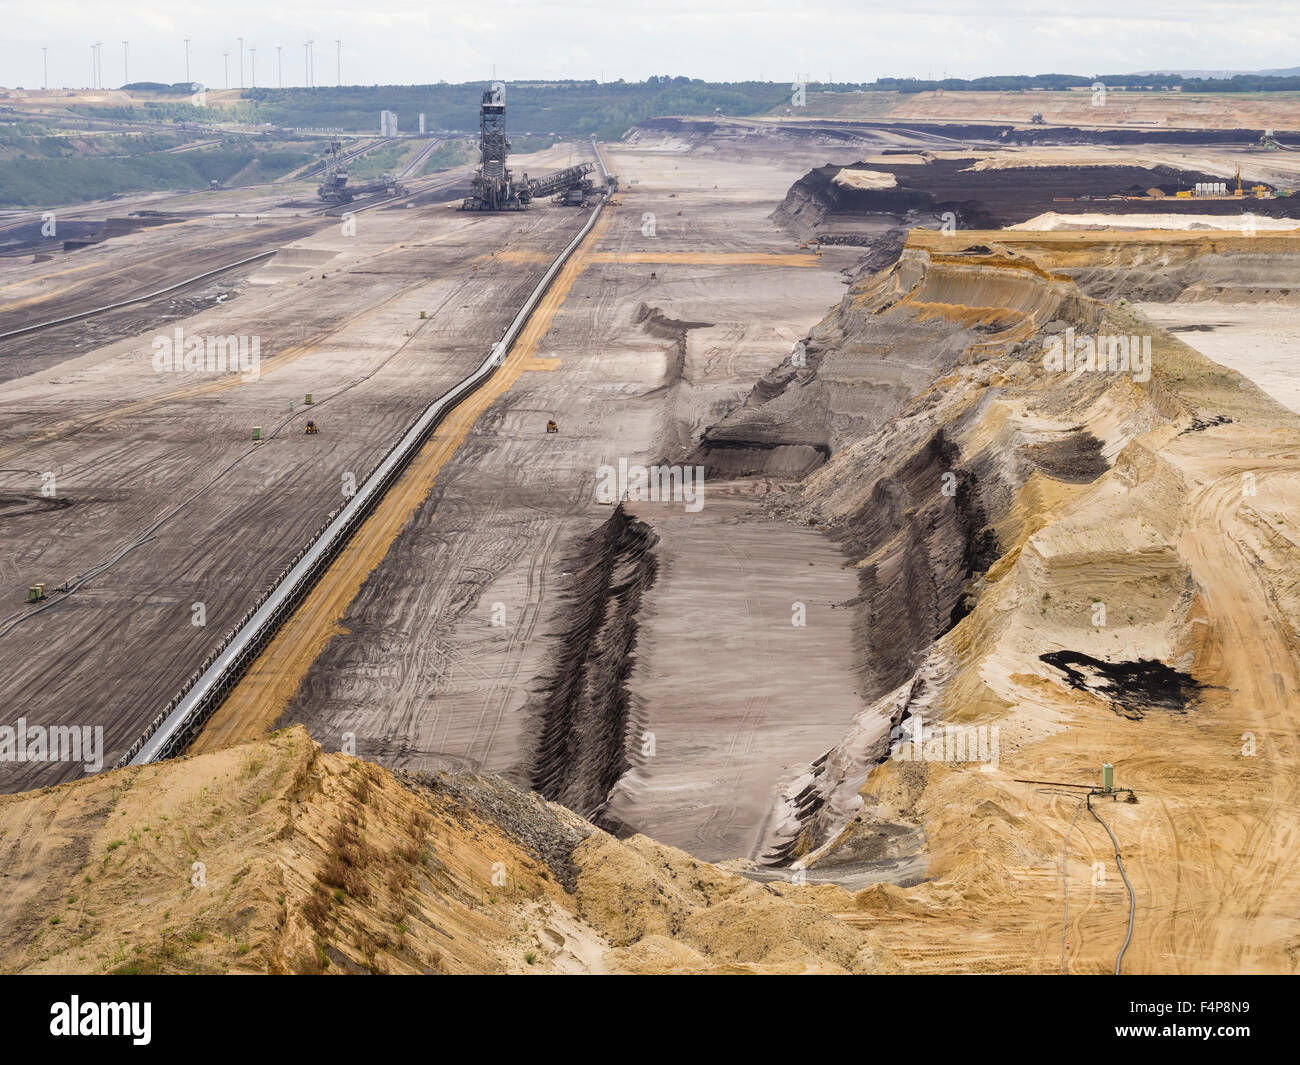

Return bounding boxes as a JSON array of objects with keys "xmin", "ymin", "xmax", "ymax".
[
  {"xmin": 468, "ymin": 522, "xmax": 564, "ymax": 768},
  {"xmin": 1129, "ymin": 464, "xmax": 1300, "ymax": 972},
  {"xmin": 0, "ymin": 281, "xmax": 431, "ymax": 464},
  {"xmin": 689, "ymin": 520, "xmax": 769, "ymax": 857},
  {"xmin": 188, "ymin": 213, "xmax": 612, "ymax": 754}
]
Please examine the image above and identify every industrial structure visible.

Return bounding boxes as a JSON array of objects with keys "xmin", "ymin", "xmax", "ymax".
[
  {"xmin": 317, "ymin": 140, "xmax": 351, "ymax": 203},
  {"xmin": 1259, "ymin": 129, "xmax": 1295, "ymax": 151},
  {"xmin": 316, "ymin": 139, "xmax": 404, "ymax": 204},
  {"xmin": 530, "ymin": 163, "xmax": 600, "ymax": 206},
  {"xmin": 462, "ymin": 86, "xmax": 526, "ymax": 210},
  {"xmin": 461, "ymin": 85, "xmax": 601, "ymax": 211}
]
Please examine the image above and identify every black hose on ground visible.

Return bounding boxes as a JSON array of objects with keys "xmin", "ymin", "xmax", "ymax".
[
  {"xmin": 1054, "ymin": 789, "xmax": 1136, "ymax": 975},
  {"xmin": 1089, "ymin": 801, "xmax": 1136, "ymax": 975}
]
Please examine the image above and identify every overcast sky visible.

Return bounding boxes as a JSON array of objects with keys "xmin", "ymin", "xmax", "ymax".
[{"xmin": 3, "ymin": 1, "xmax": 1297, "ymax": 91}]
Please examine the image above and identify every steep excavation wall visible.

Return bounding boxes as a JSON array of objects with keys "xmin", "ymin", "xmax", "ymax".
[
  {"xmin": 519, "ymin": 505, "xmax": 659, "ymax": 827},
  {"xmin": 694, "ymin": 241, "xmax": 1097, "ymax": 477},
  {"xmin": 771, "ymin": 156, "xmax": 1300, "ymax": 247},
  {"xmin": 1009, "ymin": 234, "xmax": 1300, "ymax": 305},
  {"xmin": 695, "ymin": 248, "xmax": 1114, "ymax": 799},
  {"xmin": 495, "ymin": 227, "xmax": 1263, "ymax": 872},
  {"xmin": 747, "ymin": 235, "xmax": 1210, "ymax": 869},
  {"xmin": 632, "ymin": 304, "xmax": 716, "ymax": 457}
]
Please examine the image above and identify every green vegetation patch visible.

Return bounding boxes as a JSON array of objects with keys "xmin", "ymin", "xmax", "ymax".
[{"xmin": 0, "ymin": 146, "xmax": 311, "ymax": 207}]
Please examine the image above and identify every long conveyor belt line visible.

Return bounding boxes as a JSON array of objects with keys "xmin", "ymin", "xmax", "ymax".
[{"xmin": 121, "ymin": 169, "xmax": 609, "ymax": 767}]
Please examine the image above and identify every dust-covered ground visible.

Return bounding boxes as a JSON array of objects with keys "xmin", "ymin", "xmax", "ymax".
[
  {"xmin": 7, "ymin": 115, "xmax": 1300, "ymax": 974},
  {"xmin": 216, "ymin": 132, "xmax": 872, "ymax": 863},
  {"xmin": 1136, "ymin": 303, "xmax": 1300, "ymax": 415},
  {"xmin": 0, "ymin": 145, "xmax": 577, "ymax": 792},
  {"xmin": 0, "ymin": 727, "xmax": 894, "ymax": 974}
]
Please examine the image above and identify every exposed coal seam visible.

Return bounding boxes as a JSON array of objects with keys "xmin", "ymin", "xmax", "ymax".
[
  {"xmin": 697, "ymin": 436, "xmax": 831, "ymax": 458},
  {"xmin": 835, "ymin": 428, "xmax": 1000, "ymax": 697},
  {"xmin": 937, "ymin": 432, "xmax": 1002, "ymax": 630},
  {"xmin": 772, "ymin": 156, "xmax": 1300, "ymax": 235},
  {"xmin": 1183, "ymin": 414, "xmax": 1233, "ymax": 434},
  {"xmin": 521, "ymin": 504, "xmax": 659, "ymax": 827},
  {"xmin": 1039, "ymin": 651, "xmax": 1200, "ymax": 719},
  {"xmin": 1020, "ymin": 431, "xmax": 1110, "ymax": 484}
]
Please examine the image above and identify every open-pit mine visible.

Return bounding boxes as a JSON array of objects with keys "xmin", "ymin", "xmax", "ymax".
[{"xmin": 2, "ymin": 83, "xmax": 1300, "ymax": 981}]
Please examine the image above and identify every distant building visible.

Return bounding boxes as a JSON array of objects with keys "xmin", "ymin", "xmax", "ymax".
[
  {"xmin": 380, "ymin": 110, "xmax": 398, "ymax": 136},
  {"xmin": 418, "ymin": 113, "xmax": 426, "ymax": 134}
]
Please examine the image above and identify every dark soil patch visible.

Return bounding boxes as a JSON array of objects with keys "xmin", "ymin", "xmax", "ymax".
[
  {"xmin": 1182, "ymin": 414, "xmax": 1233, "ymax": 434},
  {"xmin": 520, "ymin": 505, "xmax": 659, "ymax": 826},
  {"xmin": 777, "ymin": 157, "xmax": 1298, "ymax": 231},
  {"xmin": 0, "ymin": 493, "xmax": 75, "ymax": 520},
  {"xmin": 1021, "ymin": 431, "xmax": 1110, "ymax": 483},
  {"xmin": 1040, "ymin": 650, "xmax": 1199, "ymax": 719}
]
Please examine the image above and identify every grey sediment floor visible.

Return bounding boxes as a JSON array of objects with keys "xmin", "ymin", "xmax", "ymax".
[
  {"xmin": 0, "ymin": 200, "xmax": 587, "ymax": 791},
  {"xmin": 604, "ymin": 491, "xmax": 864, "ymax": 862},
  {"xmin": 1137, "ymin": 302, "xmax": 1300, "ymax": 416},
  {"xmin": 274, "ymin": 141, "xmax": 869, "ymax": 860}
]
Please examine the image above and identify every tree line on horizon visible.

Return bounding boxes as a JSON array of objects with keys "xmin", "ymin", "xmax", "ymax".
[{"xmin": 104, "ymin": 72, "xmax": 1300, "ymax": 137}]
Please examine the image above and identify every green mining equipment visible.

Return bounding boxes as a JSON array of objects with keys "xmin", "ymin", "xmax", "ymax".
[
  {"xmin": 1014, "ymin": 763, "xmax": 1137, "ymax": 803},
  {"xmin": 1098, "ymin": 762, "xmax": 1137, "ymax": 804}
]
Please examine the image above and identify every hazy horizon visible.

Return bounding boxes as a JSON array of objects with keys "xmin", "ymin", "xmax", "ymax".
[{"xmin": 4, "ymin": 1, "xmax": 1297, "ymax": 93}]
